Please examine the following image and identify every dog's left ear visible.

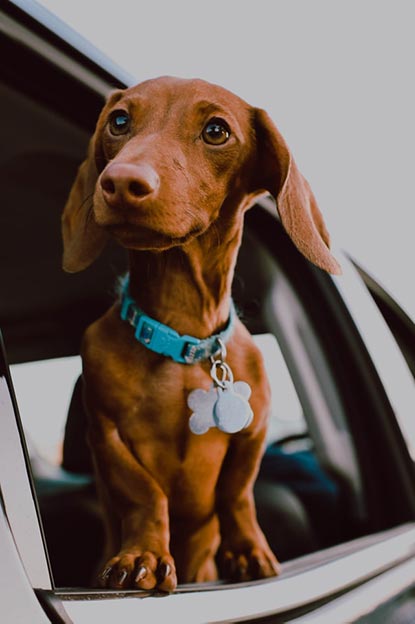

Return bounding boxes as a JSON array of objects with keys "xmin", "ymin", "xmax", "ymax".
[{"xmin": 252, "ymin": 108, "xmax": 341, "ymax": 275}]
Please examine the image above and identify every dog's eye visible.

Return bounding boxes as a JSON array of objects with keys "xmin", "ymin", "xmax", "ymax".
[
  {"xmin": 109, "ymin": 110, "xmax": 130, "ymax": 135},
  {"xmin": 202, "ymin": 118, "xmax": 231, "ymax": 145}
]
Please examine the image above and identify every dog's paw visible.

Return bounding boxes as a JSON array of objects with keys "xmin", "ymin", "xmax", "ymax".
[
  {"xmin": 218, "ymin": 545, "xmax": 281, "ymax": 582},
  {"xmin": 98, "ymin": 550, "xmax": 177, "ymax": 592}
]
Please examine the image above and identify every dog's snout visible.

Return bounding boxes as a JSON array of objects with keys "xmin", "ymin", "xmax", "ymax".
[{"xmin": 100, "ymin": 163, "xmax": 159, "ymax": 208}]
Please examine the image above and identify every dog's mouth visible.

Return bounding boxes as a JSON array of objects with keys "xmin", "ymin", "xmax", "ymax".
[{"xmin": 105, "ymin": 222, "xmax": 205, "ymax": 250}]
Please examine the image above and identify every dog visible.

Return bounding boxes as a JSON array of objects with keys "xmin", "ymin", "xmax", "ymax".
[{"xmin": 62, "ymin": 76, "xmax": 340, "ymax": 592}]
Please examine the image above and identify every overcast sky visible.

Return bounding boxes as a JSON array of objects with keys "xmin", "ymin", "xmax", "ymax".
[{"xmin": 38, "ymin": 0, "xmax": 415, "ymax": 319}]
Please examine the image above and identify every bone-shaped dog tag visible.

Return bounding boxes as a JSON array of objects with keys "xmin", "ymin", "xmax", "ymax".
[
  {"xmin": 188, "ymin": 385, "xmax": 218, "ymax": 434},
  {"xmin": 188, "ymin": 381, "xmax": 253, "ymax": 435},
  {"xmin": 213, "ymin": 381, "xmax": 253, "ymax": 434}
]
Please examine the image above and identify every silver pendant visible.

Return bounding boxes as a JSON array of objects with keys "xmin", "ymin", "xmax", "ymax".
[
  {"xmin": 214, "ymin": 381, "xmax": 253, "ymax": 433},
  {"xmin": 188, "ymin": 381, "xmax": 253, "ymax": 435},
  {"xmin": 188, "ymin": 339, "xmax": 253, "ymax": 435}
]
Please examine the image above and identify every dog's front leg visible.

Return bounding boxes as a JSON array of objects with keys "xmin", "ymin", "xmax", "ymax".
[
  {"xmin": 216, "ymin": 431, "xmax": 281, "ymax": 582},
  {"xmin": 88, "ymin": 410, "xmax": 177, "ymax": 592}
]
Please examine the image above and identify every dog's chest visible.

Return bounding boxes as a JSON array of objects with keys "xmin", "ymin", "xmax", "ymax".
[
  {"xmin": 121, "ymin": 398, "xmax": 230, "ymax": 492},
  {"xmin": 113, "ymin": 365, "xmax": 231, "ymax": 497},
  {"xmin": 84, "ymin": 318, "xmax": 266, "ymax": 508}
]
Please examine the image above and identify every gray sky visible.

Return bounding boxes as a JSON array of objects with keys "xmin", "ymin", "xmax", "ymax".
[{"xmin": 39, "ymin": 0, "xmax": 415, "ymax": 319}]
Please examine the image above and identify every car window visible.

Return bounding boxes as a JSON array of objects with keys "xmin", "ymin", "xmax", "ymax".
[
  {"xmin": 2, "ymin": 164, "xmax": 389, "ymax": 593},
  {"xmin": 10, "ymin": 357, "xmax": 82, "ymax": 465},
  {"xmin": 7, "ymin": 215, "xmax": 372, "ymax": 587}
]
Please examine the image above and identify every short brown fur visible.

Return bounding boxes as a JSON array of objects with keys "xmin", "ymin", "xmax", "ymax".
[{"xmin": 62, "ymin": 76, "xmax": 339, "ymax": 592}]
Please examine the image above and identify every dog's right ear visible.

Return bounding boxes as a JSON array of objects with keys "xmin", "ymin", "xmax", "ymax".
[
  {"xmin": 62, "ymin": 138, "xmax": 108, "ymax": 273},
  {"xmin": 62, "ymin": 90, "xmax": 123, "ymax": 273}
]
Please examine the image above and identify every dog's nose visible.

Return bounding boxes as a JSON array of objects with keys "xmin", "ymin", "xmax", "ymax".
[{"xmin": 100, "ymin": 163, "xmax": 159, "ymax": 208}]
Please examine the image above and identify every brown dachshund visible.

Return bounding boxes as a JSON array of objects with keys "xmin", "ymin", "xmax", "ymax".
[{"xmin": 62, "ymin": 76, "xmax": 340, "ymax": 592}]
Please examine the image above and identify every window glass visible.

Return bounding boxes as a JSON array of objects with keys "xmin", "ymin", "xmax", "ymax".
[{"xmin": 11, "ymin": 357, "xmax": 82, "ymax": 465}]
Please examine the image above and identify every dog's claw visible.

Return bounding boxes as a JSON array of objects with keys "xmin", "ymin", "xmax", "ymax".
[
  {"xmin": 135, "ymin": 565, "xmax": 147, "ymax": 582},
  {"xmin": 250, "ymin": 554, "xmax": 266, "ymax": 576},
  {"xmin": 159, "ymin": 562, "xmax": 171, "ymax": 580},
  {"xmin": 117, "ymin": 569, "xmax": 128, "ymax": 586},
  {"xmin": 237, "ymin": 561, "xmax": 248, "ymax": 578},
  {"xmin": 99, "ymin": 551, "xmax": 177, "ymax": 592},
  {"xmin": 219, "ymin": 545, "xmax": 280, "ymax": 582},
  {"xmin": 99, "ymin": 567, "xmax": 112, "ymax": 584},
  {"xmin": 271, "ymin": 560, "xmax": 282, "ymax": 575}
]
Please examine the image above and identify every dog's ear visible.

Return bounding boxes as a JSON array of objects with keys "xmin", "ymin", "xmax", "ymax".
[
  {"xmin": 62, "ymin": 90, "xmax": 123, "ymax": 273},
  {"xmin": 252, "ymin": 108, "xmax": 341, "ymax": 275},
  {"xmin": 62, "ymin": 138, "xmax": 108, "ymax": 273}
]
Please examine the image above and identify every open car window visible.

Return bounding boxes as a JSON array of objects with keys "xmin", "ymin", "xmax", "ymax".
[{"xmin": 5, "ymin": 202, "xmax": 414, "ymax": 590}]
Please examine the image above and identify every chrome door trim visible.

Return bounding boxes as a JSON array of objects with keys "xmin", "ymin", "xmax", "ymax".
[
  {"xmin": 61, "ymin": 524, "xmax": 415, "ymax": 623},
  {"xmin": 332, "ymin": 252, "xmax": 415, "ymax": 459}
]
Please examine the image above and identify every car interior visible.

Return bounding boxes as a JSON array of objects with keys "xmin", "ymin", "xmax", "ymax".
[{"xmin": 2, "ymin": 13, "xmax": 415, "ymax": 593}]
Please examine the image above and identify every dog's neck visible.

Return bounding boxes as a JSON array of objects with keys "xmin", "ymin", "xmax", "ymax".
[{"xmin": 128, "ymin": 213, "xmax": 244, "ymax": 339}]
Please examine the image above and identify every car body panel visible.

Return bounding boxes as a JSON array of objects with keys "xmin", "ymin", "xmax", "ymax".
[
  {"xmin": 0, "ymin": 501, "xmax": 50, "ymax": 624},
  {"xmin": 291, "ymin": 557, "xmax": 415, "ymax": 623},
  {"xmin": 0, "ymin": 335, "xmax": 52, "ymax": 589}
]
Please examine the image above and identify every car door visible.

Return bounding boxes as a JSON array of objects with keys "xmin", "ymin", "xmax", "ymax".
[{"xmin": 2, "ymin": 2, "xmax": 415, "ymax": 623}]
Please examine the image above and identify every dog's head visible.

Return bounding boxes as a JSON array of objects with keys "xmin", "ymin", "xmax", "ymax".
[{"xmin": 62, "ymin": 76, "xmax": 340, "ymax": 275}]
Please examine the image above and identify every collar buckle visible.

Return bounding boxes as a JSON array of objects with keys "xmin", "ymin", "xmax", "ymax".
[
  {"xmin": 119, "ymin": 275, "xmax": 236, "ymax": 364},
  {"xmin": 182, "ymin": 338, "xmax": 206, "ymax": 364}
]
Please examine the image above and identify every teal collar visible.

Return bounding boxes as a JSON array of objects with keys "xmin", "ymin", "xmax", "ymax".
[{"xmin": 120, "ymin": 275, "xmax": 236, "ymax": 364}]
